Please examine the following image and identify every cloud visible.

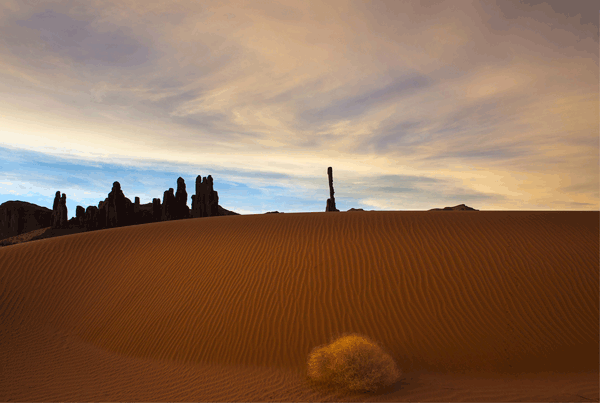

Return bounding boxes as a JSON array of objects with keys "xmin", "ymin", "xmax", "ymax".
[
  {"xmin": 10, "ymin": 9, "xmax": 152, "ymax": 68},
  {"xmin": 298, "ymin": 74, "xmax": 432, "ymax": 126},
  {"xmin": 0, "ymin": 0, "xmax": 597, "ymax": 212}
]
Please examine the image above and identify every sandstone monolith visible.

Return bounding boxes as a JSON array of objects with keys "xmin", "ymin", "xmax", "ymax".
[
  {"xmin": 51, "ymin": 191, "xmax": 68, "ymax": 229},
  {"xmin": 174, "ymin": 177, "xmax": 190, "ymax": 220},
  {"xmin": 161, "ymin": 188, "xmax": 176, "ymax": 221},
  {"xmin": 75, "ymin": 206, "xmax": 85, "ymax": 227},
  {"xmin": 191, "ymin": 175, "xmax": 219, "ymax": 218},
  {"xmin": 105, "ymin": 181, "xmax": 134, "ymax": 228},
  {"xmin": 325, "ymin": 167, "xmax": 339, "ymax": 212}
]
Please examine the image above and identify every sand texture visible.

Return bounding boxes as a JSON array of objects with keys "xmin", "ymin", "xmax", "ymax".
[{"xmin": 0, "ymin": 211, "xmax": 598, "ymax": 401}]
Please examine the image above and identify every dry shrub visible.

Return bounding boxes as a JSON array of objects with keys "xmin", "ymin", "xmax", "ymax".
[{"xmin": 307, "ymin": 333, "xmax": 401, "ymax": 393}]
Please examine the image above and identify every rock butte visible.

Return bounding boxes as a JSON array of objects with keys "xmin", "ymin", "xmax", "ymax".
[{"xmin": 0, "ymin": 201, "xmax": 52, "ymax": 240}]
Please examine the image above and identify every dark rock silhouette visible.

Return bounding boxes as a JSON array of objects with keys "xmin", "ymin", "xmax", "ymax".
[
  {"xmin": 428, "ymin": 204, "xmax": 479, "ymax": 211},
  {"xmin": 131, "ymin": 197, "xmax": 155, "ymax": 225},
  {"xmin": 97, "ymin": 200, "xmax": 107, "ymax": 229},
  {"xmin": 51, "ymin": 191, "xmax": 68, "ymax": 229},
  {"xmin": 0, "ymin": 201, "xmax": 52, "ymax": 240},
  {"xmin": 75, "ymin": 206, "xmax": 85, "ymax": 227},
  {"xmin": 67, "ymin": 216, "xmax": 78, "ymax": 227},
  {"xmin": 83, "ymin": 205, "xmax": 100, "ymax": 231},
  {"xmin": 174, "ymin": 177, "xmax": 190, "ymax": 220},
  {"xmin": 161, "ymin": 188, "xmax": 176, "ymax": 221},
  {"xmin": 191, "ymin": 175, "xmax": 219, "ymax": 218},
  {"xmin": 218, "ymin": 205, "xmax": 239, "ymax": 216},
  {"xmin": 152, "ymin": 198, "xmax": 162, "ymax": 222},
  {"xmin": 325, "ymin": 167, "xmax": 339, "ymax": 212},
  {"xmin": 104, "ymin": 182, "xmax": 134, "ymax": 228},
  {"xmin": 2, "ymin": 174, "xmax": 239, "ymax": 247},
  {"xmin": 346, "ymin": 208, "xmax": 364, "ymax": 212},
  {"xmin": 265, "ymin": 211, "xmax": 280, "ymax": 214}
]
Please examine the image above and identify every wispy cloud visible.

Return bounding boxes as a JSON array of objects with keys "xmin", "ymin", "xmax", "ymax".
[{"xmin": 0, "ymin": 0, "xmax": 597, "ymax": 214}]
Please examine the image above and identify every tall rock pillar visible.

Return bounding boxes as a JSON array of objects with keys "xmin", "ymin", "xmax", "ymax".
[
  {"xmin": 51, "ymin": 191, "xmax": 69, "ymax": 228},
  {"xmin": 191, "ymin": 175, "xmax": 220, "ymax": 218},
  {"xmin": 174, "ymin": 177, "xmax": 190, "ymax": 220},
  {"xmin": 325, "ymin": 167, "xmax": 339, "ymax": 212},
  {"xmin": 161, "ymin": 188, "xmax": 176, "ymax": 221}
]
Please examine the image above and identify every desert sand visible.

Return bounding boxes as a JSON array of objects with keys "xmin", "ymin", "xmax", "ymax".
[{"xmin": 0, "ymin": 210, "xmax": 598, "ymax": 401}]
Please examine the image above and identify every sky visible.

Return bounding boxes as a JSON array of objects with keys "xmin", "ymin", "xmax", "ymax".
[{"xmin": 0, "ymin": 0, "xmax": 598, "ymax": 218}]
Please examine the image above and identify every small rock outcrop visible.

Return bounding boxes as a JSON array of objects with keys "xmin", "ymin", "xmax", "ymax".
[
  {"xmin": 346, "ymin": 208, "xmax": 364, "ymax": 212},
  {"xmin": 265, "ymin": 211, "xmax": 280, "ymax": 214},
  {"xmin": 325, "ymin": 167, "xmax": 339, "ymax": 212},
  {"xmin": 0, "ymin": 201, "xmax": 52, "ymax": 240},
  {"xmin": 51, "ymin": 191, "xmax": 68, "ymax": 229},
  {"xmin": 218, "ymin": 205, "xmax": 239, "ymax": 216},
  {"xmin": 428, "ymin": 204, "xmax": 479, "ymax": 211},
  {"xmin": 191, "ymin": 175, "xmax": 219, "ymax": 218}
]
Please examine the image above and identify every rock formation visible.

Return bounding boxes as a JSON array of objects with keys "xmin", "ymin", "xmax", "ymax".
[
  {"xmin": 325, "ymin": 167, "xmax": 339, "ymax": 212},
  {"xmin": 130, "ymin": 197, "xmax": 154, "ymax": 225},
  {"xmin": 83, "ymin": 205, "xmax": 100, "ymax": 231},
  {"xmin": 97, "ymin": 201, "xmax": 107, "ymax": 229},
  {"xmin": 265, "ymin": 211, "xmax": 280, "ymax": 214},
  {"xmin": 346, "ymin": 208, "xmax": 364, "ymax": 212},
  {"xmin": 104, "ymin": 181, "xmax": 134, "ymax": 228},
  {"xmin": 174, "ymin": 177, "xmax": 190, "ymax": 220},
  {"xmin": 75, "ymin": 206, "xmax": 85, "ymax": 227},
  {"xmin": 191, "ymin": 175, "xmax": 219, "ymax": 218},
  {"xmin": 2, "ymin": 174, "xmax": 240, "ymax": 246},
  {"xmin": 428, "ymin": 204, "xmax": 479, "ymax": 211},
  {"xmin": 161, "ymin": 188, "xmax": 176, "ymax": 221},
  {"xmin": 0, "ymin": 201, "xmax": 52, "ymax": 240},
  {"xmin": 152, "ymin": 198, "xmax": 162, "ymax": 222},
  {"xmin": 51, "ymin": 191, "xmax": 68, "ymax": 229},
  {"xmin": 218, "ymin": 205, "xmax": 239, "ymax": 216}
]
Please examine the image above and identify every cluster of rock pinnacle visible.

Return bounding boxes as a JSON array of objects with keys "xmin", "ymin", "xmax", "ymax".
[{"xmin": 51, "ymin": 175, "xmax": 225, "ymax": 231}]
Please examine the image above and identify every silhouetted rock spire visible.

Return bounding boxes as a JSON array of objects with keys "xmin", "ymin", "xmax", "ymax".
[
  {"xmin": 325, "ymin": 167, "xmax": 339, "ymax": 212},
  {"xmin": 105, "ymin": 181, "xmax": 134, "ymax": 228},
  {"xmin": 162, "ymin": 188, "xmax": 176, "ymax": 221},
  {"xmin": 191, "ymin": 175, "xmax": 219, "ymax": 218},
  {"xmin": 51, "ymin": 191, "xmax": 68, "ymax": 229},
  {"xmin": 2, "ymin": 174, "xmax": 238, "ymax": 246},
  {"xmin": 75, "ymin": 206, "xmax": 85, "ymax": 227},
  {"xmin": 174, "ymin": 177, "xmax": 190, "ymax": 220}
]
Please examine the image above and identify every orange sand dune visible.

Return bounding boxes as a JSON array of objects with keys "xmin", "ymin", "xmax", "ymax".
[{"xmin": 0, "ymin": 211, "xmax": 598, "ymax": 401}]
